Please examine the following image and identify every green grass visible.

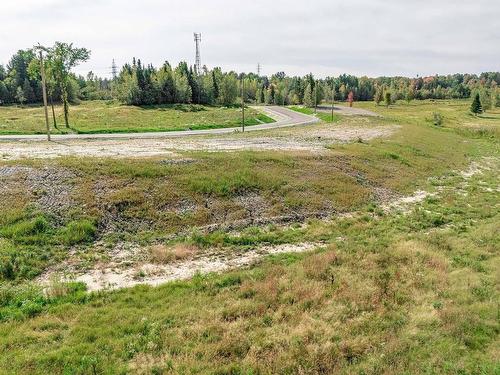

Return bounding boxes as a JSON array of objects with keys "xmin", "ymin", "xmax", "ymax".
[
  {"xmin": 0, "ymin": 99, "xmax": 498, "ymax": 373},
  {"xmin": 0, "ymin": 101, "xmax": 274, "ymax": 135},
  {"xmin": 289, "ymin": 105, "xmax": 341, "ymax": 123},
  {"xmin": 0, "ymin": 166, "xmax": 497, "ymax": 373},
  {"xmin": 351, "ymin": 99, "xmax": 500, "ymax": 138}
]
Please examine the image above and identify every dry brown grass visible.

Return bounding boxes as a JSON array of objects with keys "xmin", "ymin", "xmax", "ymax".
[
  {"xmin": 302, "ymin": 248, "xmax": 339, "ymax": 281},
  {"xmin": 149, "ymin": 243, "xmax": 198, "ymax": 264}
]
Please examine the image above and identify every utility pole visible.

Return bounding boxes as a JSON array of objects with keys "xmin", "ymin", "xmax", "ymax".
[
  {"xmin": 331, "ymin": 80, "xmax": 335, "ymax": 121},
  {"xmin": 314, "ymin": 80, "xmax": 318, "ymax": 113},
  {"xmin": 39, "ymin": 49, "xmax": 50, "ymax": 141},
  {"xmin": 241, "ymin": 76, "xmax": 245, "ymax": 132}
]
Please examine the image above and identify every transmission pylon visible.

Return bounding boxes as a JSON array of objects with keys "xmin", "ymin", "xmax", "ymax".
[
  {"xmin": 194, "ymin": 33, "xmax": 201, "ymax": 74},
  {"xmin": 111, "ymin": 59, "xmax": 118, "ymax": 79},
  {"xmin": 257, "ymin": 63, "xmax": 261, "ymax": 76}
]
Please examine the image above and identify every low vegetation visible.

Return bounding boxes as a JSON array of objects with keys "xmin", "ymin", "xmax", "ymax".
[
  {"xmin": 0, "ymin": 100, "xmax": 273, "ymax": 135},
  {"xmin": 150, "ymin": 243, "xmax": 198, "ymax": 264},
  {"xmin": 0, "ymin": 99, "xmax": 498, "ymax": 373},
  {"xmin": 288, "ymin": 105, "xmax": 340, "ymax": 122}
]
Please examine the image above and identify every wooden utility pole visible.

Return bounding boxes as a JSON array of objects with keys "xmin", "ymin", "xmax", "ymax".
[
  {"xmin": 39, "ymin": 50, "xmax": 51, "ymax": 141},
  {"xmin": 241, "ymin": 76, "xmax": 245, "ymax": 132},
  {"xmin": 331, "ymin": 81, "xmax": 335, "ymax": 121},
  {"xmin": 314, "ymin": 80, "xmax": 317, "ymax": 114}
]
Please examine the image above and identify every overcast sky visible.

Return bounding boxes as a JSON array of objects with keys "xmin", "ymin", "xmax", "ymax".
[{"xmin": 1, "ymin": 0, "xmax": 498, "ymax": 78}]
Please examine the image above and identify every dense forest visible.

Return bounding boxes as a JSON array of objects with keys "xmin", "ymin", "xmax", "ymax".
[{"xmin": 1, "ymin": 47, "xmax": 499, "ymax": 109}]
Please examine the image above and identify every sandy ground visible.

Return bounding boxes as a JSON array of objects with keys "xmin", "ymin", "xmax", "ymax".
[{"xmin": 39, "ymin": 242, "xmax": 321, "ymax": 292}]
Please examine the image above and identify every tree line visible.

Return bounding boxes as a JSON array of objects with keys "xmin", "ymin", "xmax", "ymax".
[
  {"xmin": 1, "ymin": 45, "xmax": 499, "ymax": 112},
  {"xmin": 0, "ymin": 43, "xmax": 90, "ymax": 128}
]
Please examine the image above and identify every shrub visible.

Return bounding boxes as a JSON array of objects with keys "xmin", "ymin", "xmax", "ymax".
[{"xmin": 433, "ymin": 112, "xmax": 443, "ymax": 126}]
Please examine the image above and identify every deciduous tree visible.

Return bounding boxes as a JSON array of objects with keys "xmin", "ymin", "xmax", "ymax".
[{"xmin": 47, "ymin": 42, "xmax": 90, "ymax": 127}]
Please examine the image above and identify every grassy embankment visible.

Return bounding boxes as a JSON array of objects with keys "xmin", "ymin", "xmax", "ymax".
[
  {"xmin": 0, "ymin": 100, "xmax": 274, "ymax": 135},
  {"xmin": 0, "ymin": 99, "xmax": 498, "ymax": 373},
  {"xmin": 289, "ymin": 105, "xmax": 341, "ymax": 123}
]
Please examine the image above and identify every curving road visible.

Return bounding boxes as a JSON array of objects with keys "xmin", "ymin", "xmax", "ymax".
[{"xmin": 0, "ymin": 106, "xmax": 319, "ymax": 142}]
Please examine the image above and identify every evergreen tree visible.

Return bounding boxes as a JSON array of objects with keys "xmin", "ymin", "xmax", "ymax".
[
  {"xmin": 470, "ymin": 93, "xmax": 482, "ymax": 115},
  {"xmin": 22, "ymin": 78, "xmax": 35, "ymax": 103},
  {"xmin": 0, "ymin": 81, "xmax": 8, "ymax": 104},
  {"xmin": 303, "ymin": 84, "xmax": 313, "ymax": 107},
  {"xmin": 188, "ymin": 66, "xmax": 200, "ymax": 104},
  {"xmin": 267, "ymin": 84, "xmax": 276, "ymax": 104},
  {"xmin": 384, "ymin": 91, "xmax": 392, "ymax": 107},
  {"xmin": 212, "ymin": 71, "xmax": 219, "ymax": 101},
  {"xmin": 157, "ymin": 62, "xmax": 175, "ymax": 104}
]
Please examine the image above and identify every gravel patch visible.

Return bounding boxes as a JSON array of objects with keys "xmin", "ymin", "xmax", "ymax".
[{"xmin": 0, "ymin": 126, "xmax": 398, "ymax": 160}]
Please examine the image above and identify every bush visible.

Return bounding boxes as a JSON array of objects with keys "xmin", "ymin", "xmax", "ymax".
[{"xmin": 433, "ymin": 112, "xmax": 443, "ymax": 126}]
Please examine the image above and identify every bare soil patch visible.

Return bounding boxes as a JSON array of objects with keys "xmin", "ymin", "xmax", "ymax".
[
  {"xmin": 0, "ymin": 124, "xmax": 398, "ymax": 160},
  {"xmin": 39, "ymin": 242, "xmax": 321, "ymax": 292},
  {"xmin": 35, "ymin": 158, "xmax": 498, "ymax": 292}
]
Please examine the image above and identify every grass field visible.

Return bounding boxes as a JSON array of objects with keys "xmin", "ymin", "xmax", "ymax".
[
  {"xmin": 0, "ymin": 99, "xmax": 498, "ymax": 373},
  {"xmin": 0, "ymin": 101, "xmax": 274, "ymax": 135},
  {"xmin": 289, "ymin": 105, "xmax": 341, "ymax": 122}
]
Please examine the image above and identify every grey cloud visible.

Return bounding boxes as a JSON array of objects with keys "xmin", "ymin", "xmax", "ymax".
[{"xmin": 0, "ymin": 0, "xmax": 498, "ymax": 78}]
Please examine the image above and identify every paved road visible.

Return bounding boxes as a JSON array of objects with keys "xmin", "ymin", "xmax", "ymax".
[{"xmin": 0, "ymin": 106, "xmax": 319, "ymax": 142}]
